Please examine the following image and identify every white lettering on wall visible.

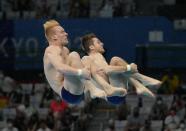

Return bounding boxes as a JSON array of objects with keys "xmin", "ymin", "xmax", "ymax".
[
  {"xmin": 0, "ymin": 37, "xmax": 39, "ymax": 58},
  {"xmin": 0, "ymin": 38, "xmax": 8, "ymax": 57},
  {"xmin": 12, "ymin": 38, "xmax": 24, "ymax": 57},
  {"xmin": 26, "ymin": 38, "xmax": 38, "ymax": 57}
]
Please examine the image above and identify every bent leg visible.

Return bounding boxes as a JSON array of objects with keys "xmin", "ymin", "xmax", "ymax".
[
  {"xmin": 90, "ymin": 61, "xmax": 127, "ymax": 97},
  {"xmin": 64, "ymin": 51, "xmax": 85, "ymax": 95},
  {"xmin": 84, "ymin": 80, "xmax": 106, "ymax": 99},
  {"xmin": 132, "ymin": 73, "xmax": 162, "ymax": 87},
  {"xmin": 129, "ymin": 78, "xmax": 155, "ymax": 98},
  {"xmin": 109, "ymin": 57, "xmax": 129, "ymax": 88},
  {"xmin": 110, "ymin": 56, "xmax": 161, "ymax": 87},
  {"xmin": 81, "ymin": 56, "xmax": 106, "ymax": 99},
  {"xmin": 109, "ymin": 57, "xmax": 155, "ymax": 97},
  {"xmin": 110, "ymin": 56, "xmax": 128, "ymax": 66}
]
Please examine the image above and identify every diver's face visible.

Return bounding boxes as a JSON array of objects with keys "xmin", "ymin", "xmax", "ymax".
[
  {"xmin": 91, "ymin": 37, "xmax": 105, "ymax": 54},
  {"xmin": 53, "ymin": 26, "xmax": 68, "ymax": 46}
]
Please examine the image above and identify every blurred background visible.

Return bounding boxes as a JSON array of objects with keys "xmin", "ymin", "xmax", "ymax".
[{"xmin": 0, "ymin": 0, "xmax": 186, "ymax": 131}]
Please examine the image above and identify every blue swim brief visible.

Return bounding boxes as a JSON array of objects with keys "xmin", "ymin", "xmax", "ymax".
[
  {"xmin": 61, "ymin": 87, "xmax": 84, "ymax": 104},
  {"xmin": 107, "ymin": 96, "xmax": 125, "ymax": 105}
]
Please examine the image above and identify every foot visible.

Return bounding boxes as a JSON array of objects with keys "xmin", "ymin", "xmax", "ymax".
[
  {"xmin": 132, "ymin": 73, "xmax": 162, "ymax": 87},
  {"xmin": 136, "ymin": 85, "xmax": 155, "ymax": 98},
  {"xmin": 89, "ymin": 88, "xmax": 106, "ymax": 100},
  {"xmin": 105, "ymin": 87, "xmax": 127, "ymax": 97},
  {"xmin": 84, "ymin": 80, "xmax": 106, "ymax": 100},
  {"xmin": 130, "ymin": 78, "xmax": 155, "ymax": 98}
]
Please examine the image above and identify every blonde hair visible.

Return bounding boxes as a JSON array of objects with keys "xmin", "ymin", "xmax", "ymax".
[{"xmin": 43, "ymin": 20, "xmax": 60, "ymax": 40}]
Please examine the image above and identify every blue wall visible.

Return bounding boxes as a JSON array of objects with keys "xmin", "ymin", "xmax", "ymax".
[{"xmin": 0, "ymin": 16, "xmax": 186, "ymax": 70}]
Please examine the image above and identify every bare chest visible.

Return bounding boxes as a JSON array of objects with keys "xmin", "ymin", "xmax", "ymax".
[
  {"xmin": 92, "ymin": 56, "xmax": 108, "ymax": 67},
  {"xmin": 59, "ymin": 51, "xmax": 68, "ymax": 64}
]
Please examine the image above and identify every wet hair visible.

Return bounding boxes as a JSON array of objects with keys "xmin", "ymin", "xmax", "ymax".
[{"xmin": 81, "ymin": 33, "xmax": 97, "ymax": 53}]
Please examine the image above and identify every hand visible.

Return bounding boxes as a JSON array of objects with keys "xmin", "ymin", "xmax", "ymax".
[{"xmin": 130, "ymin": 63, "xmax": 138, "ymax": 73}]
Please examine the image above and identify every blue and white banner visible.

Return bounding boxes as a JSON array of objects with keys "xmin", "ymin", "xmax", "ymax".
[
  {"xmin": 1, "ymin": 17, "xmax": 186, "ymax": 70},
  {"xmin": 0, "ymin": 21, "xmax": 14, "ymax": 70}
]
